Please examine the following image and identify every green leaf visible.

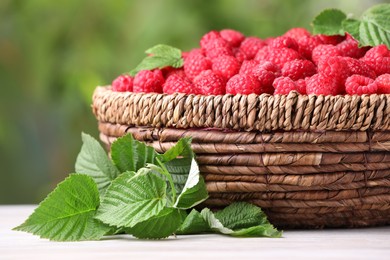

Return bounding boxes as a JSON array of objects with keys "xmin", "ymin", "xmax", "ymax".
[
  {"xmin": 14, "ymin": 174, "xmax": 110, "ymax": 241},
  {"xmin": 174, "ymin": 158, "xmax": 208, "ymax": 209},
  {"xmin": 358, "ymin": 4, "xmax": 390, "ymax": 47},
  {"xmin": 95, "ymin": 171, "xmax": 167, "ymax": 228},
  {"xmin": 312, "ymin": 8, "xmax": 347, "ymax": 35},
  {"xmin": 126, "ymin": 207, "xmax": 184, "ymax": 239},
  {"xmin": 111, "ymin": 133, "xmax": 160, "ymax": 173},
  {"xmin": 176, "ymin": 209, "xmax": 211, "ymax": 235},
  {"xmin": 160, "ymin": 137, "xmax": 193, "ymax": 162},
  {"xmin": 129, "ymin": 44, "xmax": 183, "ymax": 76},
  {"xmin": 75, "ymin": 133, "xmax": 120, "ymax": 195},
  {"xmin": 214, "ymin": 202, "xmax": 268, "ymax": 230},
  {"xmin": 342, "ymin": 18, "xmax": 361, "ymax": 40},
  {"xmin": 201, "ymin": 205, "xmax": 282, "ymax": 238}
]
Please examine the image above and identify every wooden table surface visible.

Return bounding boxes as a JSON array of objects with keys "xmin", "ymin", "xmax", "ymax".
[{"xmin": 1, "ymin": 205, "xmax": 389, "ymax": 260}]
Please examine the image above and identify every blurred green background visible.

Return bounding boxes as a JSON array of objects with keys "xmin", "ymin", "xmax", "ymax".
[{"xmin": 0, "ymin": 0, "xmax": 384, "ymax": 204}]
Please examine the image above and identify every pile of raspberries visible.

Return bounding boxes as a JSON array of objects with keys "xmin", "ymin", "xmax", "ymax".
[{"xmin": 112, "ymin": 28, "xmax": 390, "ymax": 95}]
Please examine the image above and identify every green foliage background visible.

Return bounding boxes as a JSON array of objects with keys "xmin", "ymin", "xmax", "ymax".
[{"xmin": 0, "ymin": 0, "xmax": 383, "ymax": 203}]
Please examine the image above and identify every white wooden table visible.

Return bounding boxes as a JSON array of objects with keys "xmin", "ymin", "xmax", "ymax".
[{"xmin": 1, "ymin": 205, "xmax": 389, "ymax": 260}]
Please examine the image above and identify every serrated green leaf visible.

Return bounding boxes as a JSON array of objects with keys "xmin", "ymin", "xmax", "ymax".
[
  {"xmin": 111, "ymin": 133, "xmax": 160, "ymax": 173},
  {"xmin": 126, "ymin": 207, "xmax": 184, "ymax": 239},
  {"xmin": 174, "ymin": 158, "xmax": 208, "ymax": 209},
  {"xmin": 145, "ymin": 44, "xmax": 182, "ymax": 59},
  {"xmin": 14, "ymin": 174, "xmax": 110, "ymax": 241},
  {"xmin": 161, "ymin": 137, "xmax": 193, "ymax": 162},
  {"xmin": 342, "ymin": 18, "xmax": 361, "ymax": 40},
  {"xmin": 129, "ymin": 44, "xmax": 183, "ymax": 76},
  {"xmin": 312, "ymin": 8, "xmax": 347, "ymax": 35},
  {"xmin": 176, "ymin": 209, "xmax": 211, "ymax": 235},
  {"xmin": 214, "ymin": 202, "xmax": 268, "ymax": 230},
  {"xmin": 75, "ymin": 133, "xmax": 120, "ymax": 195},
  {"xmin": 95, "ymin": 171, "xmax": 167, "ymax": 228},
  {"xmin": 200, "ymin": 205, "xmax": 282, "ymax": 238},
  {"xmin": 358, "ymin": 4, "xmax": 390, "ymax": 47}
]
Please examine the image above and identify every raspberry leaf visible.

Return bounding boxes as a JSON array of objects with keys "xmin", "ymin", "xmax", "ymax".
[
  {"xmin": 130, "ymin": 44, "xmax": 184, "ymax": 76},
  {"xmin": 13, "ymin": 174, "xmax": 110, "ymax": 241},
  {"xmin": 111, "ymin": 133, "xmax": 160, "ymax": 173},
  {"xmin": 312, "ymin": 8, "xmax": 347, "ymax": 35},
  {"xmin": 75, "ymin": 133, "xmax": 120, "ymax": 195},
  {"xmin": 176, "ymin": 209, "xmax": 211, "ymax": 235},
  {"xmin": 342, "ymin": 18, "xmax": 361, "ymax": 40},
  {"xmin": 358, "ymin": 4, "xmax": 390, "ymax": 47},
  {"xmin": 125, "ymin": 207, "xmax": 185, "ymax": 239},
  {"xmin": 95, "ymin": 170, "xmax": 167, "ymax": 228}
]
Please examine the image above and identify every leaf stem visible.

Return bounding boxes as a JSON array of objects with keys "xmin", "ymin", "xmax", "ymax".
[{"xmin": 156, "ymin": 158, "xmax": 177, "ymax": 202}]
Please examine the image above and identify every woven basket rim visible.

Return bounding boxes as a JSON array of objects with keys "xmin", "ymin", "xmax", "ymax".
[{"xmin": 92, "ymin": 86, "xmax": 390, "ymax": 132}]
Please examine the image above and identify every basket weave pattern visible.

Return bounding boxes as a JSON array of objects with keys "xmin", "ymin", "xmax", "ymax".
[{"xmin": 93, "ymin": 86, "xmax": 390, "ymax": 228}]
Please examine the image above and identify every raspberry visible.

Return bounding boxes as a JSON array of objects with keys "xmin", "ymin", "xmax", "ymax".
[
  {"xmin": 281, "ymin": 60, "xmax": 316, "ymax": 81},
  {"xmin": 212, "ymin": 55, "xmax": 240, "ymax": 80},
  {"xmin": 269, "ymin": 36, "xmax": 299, "ymax": 51},
  {"xmin": 239, "ymin": 37, "xmax": 266, "ymax": 60},
  {"xmin": 311, "ymin": 44, "xmax": 341, "ymax": 65},
  {"xmin": 220, "ymin": 29, "xmax": 245, "ymax": 47},
  {"xmin": 200, "ymin": 31, "xmax": 220, "ymax": 49},
  {"xmin": 273, "ymin": 77, "xmax": 303, "ymax": 95},
  {"xmin": 343, "ymin": 57, "xmax": 376, "ymax": 79},
  {"xmin": 255, "ymin": 46, "xmax": 301, "ymax": 67},
  {"xmin": 297, "ymin": 35, "xmax": 323, "ymax": 60},
  {"xmin": 375, "ymin": 74, "xmax": 390, "ymax": 94},
  {"xmin": 112, "ymin": 75, "xmax": 133, "ymax": 92},
  {"xmin": 239, "ymin": 60, "xmax": 259, "ymax": 75},
  {"xmin": 163, "ymin": 73, "xmax": 196, "ymax": 94},
  {"xmin": 317, "ymin": 56, "xmax": 350, "ymax": 88},
  {"xmin": 295, "ymin": 79, "xmax": 307, "ymax": 94},
  {"xmin": 361, "ymin": 44, "xmax": 390, "ymax": 76},
  {"xmin": 226, "ymin": 74, "xmax": 261, "ymax": 95},
  {"xmin": 234, "ymin": 49, "xmax": 247, "ymax": 63},
  {"xmin": 162, "ymin": 67, "xmax": 186, "ymax": 79},
  {"xmin": 193, "ymin": 70, "xmax": 225, "ymax": 95},
  {"xmin": 133, "ymin": 70, "xmax": 164, "ymax": 93},
  {"xmin": 283, "ymin": 27, "xmax": 311, "ymax": 41},
  {"xmin": 306, "ymin": 74, "xmax": 342, "ymax": 95},
  {"xmin": 317, "ymin": 34, "xmax": 345, "ymax": 45},
  {"xmin": 345, "ymin": 75, "xmax": 378, "ymax": 95},
  {"xmin": 252, "ymin": 61, "xmax": 280, "ymax": 94},
  {"xmin": 183, "ymin": 50, "xmax": 212, "ymax": 80},
  {"xmin": 336, "ymin": 37, "xmax": 368, "ymax": 58}
]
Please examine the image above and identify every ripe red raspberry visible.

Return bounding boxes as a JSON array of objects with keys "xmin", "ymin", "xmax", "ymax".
[
  {"xmin": 239, "ymin": 37, "xmax": 266, "ymax": 60},
  {"xmin": 283, "ymin": 27, "xmax": 311, "ymax": 41},
  {"xmin": 317, "ymin": 34, "xmax": 345, "ymax": 45},
  {"xmin": 212, "ymin": 55, "xmax": 240, "ymax": 80},
  {"xmin": 255, "ymin": 46, "xmax": 301, "ymax": 67},
  {"xmin": 226, "ymin": 74, "xmax": 261, "ymax": 95},
  {"xmin": 306, "ymin": 74, "xmax": 342, "ymax": 95},
  {"xmin": 193, "ymin": 70, "xmax": 225, "ymax": 95},
  {"xmin": 112, "ymin": 75, "xmax": 133, "ymax": 92},
  {"xmin": 375, "ymin": 74, "xmax": 390, "ymax": 94},
  {"xmin": 184, "ymin": 50, "xmax": 212, "ymax": 80},
  {"xmin": 311, "ymin": 44, "xmax": 341, "ymax": 65},
  {"xmin": 234, "ymin": 49, "xmax": 247, "ymax": 63},
  {"xmin": 200, "ymin": 31, "xmax": 220, "ymax": 49},
  {"xmin": 273, "ymin": 77, "xmax": 303, "ymax": 95},
  {"xmin": 133, "ymin": 69, "xmax": 164, "ymax": 93},
  {"xmin": 251, "ymin": 61, "xmax": 280, "ymax": 94},
  {"xmin": 295, "ymin": 79, "xmax": 307, "ymax": 94},
  {"xmin": 343, "ymin": 57, "xmax": 376, "ymax": 79},
  {"xmin": 220, "ymin": 29, "xmax": 245, "ymax": 47},
  {"xmin": 317, "ymin": 56, "xmax": 350, "ymax": 87},
  {"xmin": 162, "ymin": 67, "xmax": 186, "ymax": 78},
  {"xmin": 269, "ymin": 36, "xmax": 299, "ymax": 51},
  {"xmin": 297, "ymin": 35, "xmax": 323, "ymax": 60},
  {"xmin": 239, "ymin": 60, "xmax": 259, "ymax": 75},
  {"xmin": 163, "ymin": 73, "xmax": 196, "ymax": 94},
  {"xmin": 336, "ymin": 37, "xmax": 368, "ymax": 58},
  {"xmin": 281, "ymin": 60, "xmax": 316, "ymax": 81},
  {"xmin": 345, "ymin": 75, "xmax": 378, "ymax": 95},
  {"xmin": 361, "ymin": 44, "xmax": 390, "ymax": 76}
]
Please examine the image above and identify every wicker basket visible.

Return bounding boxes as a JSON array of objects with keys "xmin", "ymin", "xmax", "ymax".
[{"xmin": 92, "ymin": 86, "xmax": 390, "ymax": 228}]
